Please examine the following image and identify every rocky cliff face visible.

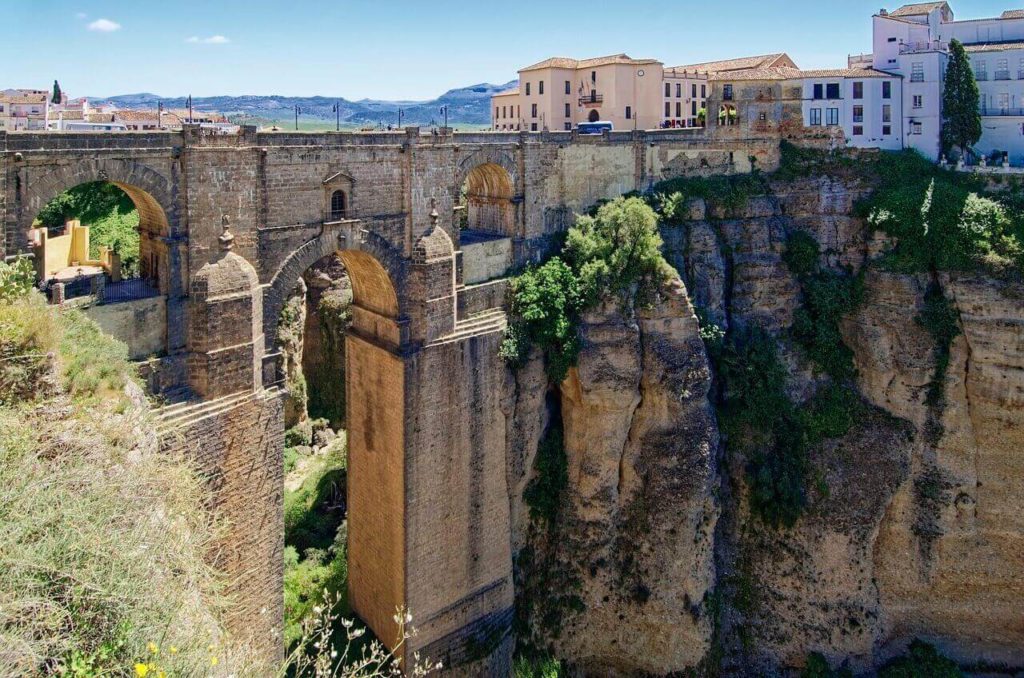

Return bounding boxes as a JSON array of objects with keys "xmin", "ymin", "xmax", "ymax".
[{"xmin": 509, "ymin": 173, "xmax": 1024, "ymax": 674}]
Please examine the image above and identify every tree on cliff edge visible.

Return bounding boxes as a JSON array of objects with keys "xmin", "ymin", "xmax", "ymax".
[{"xmin": 941, "ymin": 39, "xmax": 982, "ymax": 159}]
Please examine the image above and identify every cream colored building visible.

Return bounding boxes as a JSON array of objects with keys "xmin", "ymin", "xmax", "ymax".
[
  {"xmin": 492, "ymin": 53, "xmax": 798, "ymax": 132},
  {"xmin": 0, "ymin": 90, "xmax": 50, "ymax": 131}
]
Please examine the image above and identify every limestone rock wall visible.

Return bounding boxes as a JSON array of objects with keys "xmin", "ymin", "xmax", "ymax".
[{"xmin": 511, "ymin": 173, "xmax": 1024, "ymax": 675}]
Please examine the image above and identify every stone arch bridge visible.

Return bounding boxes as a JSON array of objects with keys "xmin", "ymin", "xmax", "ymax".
[{"xmin": 0, "ymin": 126, "xmax": 777, "ymax": 672}]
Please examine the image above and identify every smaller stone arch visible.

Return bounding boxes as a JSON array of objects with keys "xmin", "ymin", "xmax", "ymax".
[
  {"xmin": 263, "ymin": 225, "xmax": 407, "ymax": 354},
  {"xmin": 456, "ymin": 157, "xmax": 518, "ymax": 240}
]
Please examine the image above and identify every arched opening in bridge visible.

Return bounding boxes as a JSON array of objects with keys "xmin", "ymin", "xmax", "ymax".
[
  {"xmin": 457, "ymin": 162, "xmax": 516, "ymax": 284},
  {"xmin": 28, "ymin": 180, "xmax": 169, "ymax": 359},
  {"xmin": 277, "ymin": 247, "xmax": 404, "ymax": 661}
]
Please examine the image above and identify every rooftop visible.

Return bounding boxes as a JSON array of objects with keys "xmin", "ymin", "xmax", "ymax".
[
  {"xmin": 964, "ymin": 40, "xmax": 1024, "ymax": 53},
  {"xmin": 519, "ymin": 53, "xmax": 661, "ymax": 73},
  {"xmin": 670, "ymin": 53, "xmax": 796, "ymax": 74},
  {"xmin": 888, "ymin": 2, "xmax": 950, "ymax": 17}
]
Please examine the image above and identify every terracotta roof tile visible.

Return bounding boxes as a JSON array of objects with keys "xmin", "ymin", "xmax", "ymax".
[
  {"xmin": 519, "ymin": 53, "xmax": 660, "ymax": 73},
  {"xmin": 671, "ymin": 53, "xmax": 796, "ymax": 74},
  {"xmin": 1002, "ymin": 9, "xmax": 1024, "ymax": 18},
  {"xmin": 889, "ymin": 2, "xmax": 949, "ymax": 17},
  {"xmin": 113, "ymin": 109, "xmax": 160, "ymax": 122},
  {"xmin": 798, "ymin": 67, "xmax": 901, "ymax": 78},
  {"xmin": 964, "ymin": 40, "xmax": 1024, "ymax": 53}
]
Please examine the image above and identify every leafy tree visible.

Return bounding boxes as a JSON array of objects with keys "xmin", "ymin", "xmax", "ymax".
[
  {"xmin": 52, "ymin": 80, "xmax": 62, "ymax": 105},
  {"xmin": 941, "ymin": 40, "xmax": 982, "ymax": 158}
]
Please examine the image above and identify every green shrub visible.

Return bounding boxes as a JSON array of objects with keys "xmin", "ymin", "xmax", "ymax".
[
  {"xmin": 565, "ymin": 197, "xmax": 673, "ymax": 308},
  {"xmin": 784, "ymin": 231, "xmax": 864, "ymax": 381},
  {"xmin": 0, "ymin": 257, "xmax": 35, "ymax": 301},
  {"xmin": 514, "ymin": 653, "xmax": 566, "ymax": 678},
  {"xmin": 879, "ymin": 639, "xmax": 963, "ymax": 678},
  {"xmin": 801, "ymin": 384, "xmax": 859, "ymax": 444},
  {"xmin": 501, "ymin": 258, "xmax": 584, "ymax": 382},
  {"xmin": 802, "ymin": 652, "xmax": 853, "ymax": 678},
  {"xmin": 917, "ymin": 285, "xmax": 961, "ymax": 406},
  {"xmin": 649, "ymin": 172, "xmax": 767, "ymax": 216},
  {"xmin": 503, "ymin": 197, "xmax": 673, "ymax": 382}
]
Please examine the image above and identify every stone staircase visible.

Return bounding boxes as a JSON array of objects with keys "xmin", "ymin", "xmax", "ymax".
[
  {"xmin": 154, "ymin": 389, "xmax": 258, "ymax": 435},
  {"xmin": 433, "ymin": 308, "xmax": 507, "ymax": 347}
]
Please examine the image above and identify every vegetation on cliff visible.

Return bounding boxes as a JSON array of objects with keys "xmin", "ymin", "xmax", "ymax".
[
  {"xmin": 501, "ymin": 197, "xmax": 674, "ymax": 381},
  {"xmin": 0, "ymin": 259, "xmax": 233, "ymax": 676}
]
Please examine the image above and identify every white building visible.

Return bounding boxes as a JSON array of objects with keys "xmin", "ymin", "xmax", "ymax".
[
  {"xmin": 799, "ymin": 68, "xmax": 905, "ymax": 151},
  {"xmin": 866, "ymin": 2, "xmax": 1024, "ymax": 161}
]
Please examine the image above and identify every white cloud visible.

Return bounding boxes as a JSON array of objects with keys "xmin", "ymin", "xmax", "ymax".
[
  {"xmin": 186, "ymin": 35, "xmax": 230, "ymax": 44},
  {"xmin": 87, "ymin": 18, "xmax": 121, "ymax": 32}
]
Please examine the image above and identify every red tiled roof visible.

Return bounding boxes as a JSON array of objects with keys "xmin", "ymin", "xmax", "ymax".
[
  {"xmin": 889, "ymin": 2, "xmax": 949, "ymax": 17},
  {"xmin": 964, "ymin": 40, "xmax": 1024, "ymax": 53},
  {"xmin": 671, "ymin": 53, "xmax": 796, "ymax": 74},
  {"xmin": 520, "ymin": 53, "xmax": 660, "ymax": 73}
]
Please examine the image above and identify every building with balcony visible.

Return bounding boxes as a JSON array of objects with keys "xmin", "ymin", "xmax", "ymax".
[
  {"xmin": 490, "ymin": 53, "xmax": 716, "ymax": 132},
  {"xmin": 866, "ymin": 2, "xmax": 1024, "ymax": 160}
]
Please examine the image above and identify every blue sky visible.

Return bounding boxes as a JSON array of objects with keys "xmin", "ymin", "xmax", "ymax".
[{"xmin": 8, "ymin": 1, "xmax": 1015, "ymax": 100}]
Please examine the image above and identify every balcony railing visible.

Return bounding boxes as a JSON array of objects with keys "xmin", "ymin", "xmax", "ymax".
[
  {"xmin": 975, "ymin": 72, "xmax": 989, "ymax": 81},
  {"xmin": 911, "ymin": 74, "xmax": 925, "ymax": 83},
  {"xmin": 579, "ymin": 94, "xmax": 603, "ymax": 106},
  {"xmin": 981, "ymin": 107, "xmax": 1024, "ymax": 117},
  {"xmin": 1018, "ymin": 69, "xmax": 1024, "ymax": 80},
  {"xmin": 900, "ymin": 40, "xmax": 948, "ymax": 54},
  {"xmin": 995, "ymin": 70, "xmax": 1012, "ymax": 81}
]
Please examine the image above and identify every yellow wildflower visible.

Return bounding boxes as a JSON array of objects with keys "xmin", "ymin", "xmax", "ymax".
[
  {"xmin": 169, "ymin": 646, "xmax": 178, "ymax": 655},
  {"xmin": 148, "ymin": 642, "xmax": 159, "ymax": 655},
  {"xmin": 134, "ymin": 664, "xmax": 150, "ymax": 678},
  {"xmin": 210, "ymin": 655, "xmax": 219, "ymax": 667}
]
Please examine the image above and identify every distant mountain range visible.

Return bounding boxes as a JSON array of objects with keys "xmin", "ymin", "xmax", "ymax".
[{"xmin": 88, "ymin": 81, "xmax": 518, "ymax": 127}]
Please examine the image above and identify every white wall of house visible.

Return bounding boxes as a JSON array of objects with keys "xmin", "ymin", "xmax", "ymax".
[{"xmin": 802, "ymin": 76, "xmax": 905, "ymax": 151}]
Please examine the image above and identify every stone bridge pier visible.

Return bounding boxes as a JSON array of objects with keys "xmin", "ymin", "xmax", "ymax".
[{"xmin": 1, "ymin": 126, "xmax": 777, "ymax": 674}]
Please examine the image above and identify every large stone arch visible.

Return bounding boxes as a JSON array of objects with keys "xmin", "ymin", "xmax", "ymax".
[
  {"xmin": 16, "ymin": 157, "xmax": 176, "ymax": 239},
  {"xmin": 455, "ymin": 147, "xmax": 520, "ymax": 198},
  {"xmin": 262, "ymin": 224, "xmax": 408, "ymax": 354}
]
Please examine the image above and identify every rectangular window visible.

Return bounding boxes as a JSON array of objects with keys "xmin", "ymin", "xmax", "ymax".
[
  {"xmin": 591, "ymin": 71, "xmax": 596, "ymax": 83},
  {"xmin": 526, "ymin": 82, "xmax": 531, "ymax": 95},
  {"xmin": 565, "ymin": 80, "xmax": 571, "ymax": 95},
  {"xmin": 665, "ymin": 83, "xmax": 671, "ymax": 97},
  {"xmin": 692, "ymin": 101, "xmax": 698, "ymax": 115},
  {"xmin": 531, "ymin": 122, "xmax": 538, "ymax": 131},
  {"xmin": 665, "ymin": 101, "xmax": 671, "ymax": 117},
  {"xmin": 888, "ymin": 37, "xmax": 897, "ymax": 42},
  {"xmin": 813, "ymin": 83, "xmax": 824, "ymax": 100},
  {"xmin": 913, "ymin": 94, "xmax": 923, "ymax": 108},
  {"xmin": 564, "ymin": 122, "xmax": 572, "ymax": 130},
  {"xmin": 692, "ymin": 83, "xmax": 698, "ymax": 98},
  {"xmin": 911, "ymin": 121, "xmax": 922, "ymax": 135},
  {"xmin": 853, "ymin": 82, "xmax": 864, "ymax": 99},
  {"xmin": 626, "ymin": 106, "xmax": 632, "ymax": 120},
  {"xmin": 701, "ymin": 84, "xmax": 706, "ymax": 98},
  {"xmin": 531, "ymin": 103, "xmax": 537, "ymax": 118},
  {"xmin": 495, "ymin": 107, "xmax": 499, "ymax": 119},
  {"xmin": 853, "ymin": 125, "xmax": 864, "ymax": 136},
  {"xmin": 1019, "ymin": 58, "xmax": 1024, "ymax": 79},
  {"xmin": 809, "ymin": 108, "xmax": 822, "ymax": 126},
  {"xmin": 565, "ymin": 103, "xmax": 571, "ymax": 117},
  {"xmin": 676, "ymin": 101, "xmax": 682, "ymax": 117},
  {"xmin": 539, "ymin": 81, "xmax": 544, "ymax": 95},
  {"xmin": 996, "ymin": 58, "xmax": 1010, "ymax": 80},
  {"xmin": 723, "ymin": 84, "xmax": 734, "ymax": 100},
  {"xmin": 853, "ymin": 105, "xmax": 864, "ymax": 123},
  {"xmin": 975, "ymin": 59, "xmax": 988, "ymax": 81},
  {"xmin": 883, "ymin": 81, "xmax": 892, "ymax": 99},
  {"xmin": 882, "ymin": 104, "xmax": 892, "ymax": 122},
  {"xmin": 676, "ymin": 83, "xmax": 682, "ymax": 97},
  {"xmin": 826, "ymin": 108, "xmax": 839, "ymax": 125},
  {"xmin": 883, "ymin": 125, "xmax": 892, "ymax": 135},
  {"xmin": 826, "ymin": 83, "xmax": 841, "ymax": 99},
  {"xmin": 911, "ymin": 62, "xmax": 924, "ymax": 82},
  {"xmin": 998, "ymin": 92, "xmax": 1010, "ymax": 112}
]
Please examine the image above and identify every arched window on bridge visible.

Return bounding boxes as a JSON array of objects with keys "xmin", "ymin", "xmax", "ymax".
[
  {"xmin": 330, "ymin": 190, "xmax": 347, "ymax": 221},
  {"xmin": 588, "ymin": 109, "xmax": 601, "ymax": 123}
]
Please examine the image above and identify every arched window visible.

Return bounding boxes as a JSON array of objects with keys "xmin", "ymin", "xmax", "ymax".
[
  {"xmin": 588, "ymin": 109, "xmax": 600, "ymax": 123},
  {"xmin": 330, "ymin": 190, "xmax": 347, "ymax": 220}
]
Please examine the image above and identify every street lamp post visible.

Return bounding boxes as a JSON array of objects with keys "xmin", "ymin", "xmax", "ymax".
[
  {"xmin": 333, "ymin": 101, "xmax": 340, "ymax": 131},
  {"xmin": 295, "ymin": 105, "xmax": 302, "ymax": 131},
  {"xmin": 398, "ymin": 107, "xmax": 404, "ymax": 128}
]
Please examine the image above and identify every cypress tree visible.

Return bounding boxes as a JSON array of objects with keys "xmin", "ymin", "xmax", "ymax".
[
  {"xmin": 52, "ymin": 80, "xmax": 62, "ymax": 105},
  {"xmin": 940, "ymin": 39, "xmax": 982, "ymax": 158}
]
